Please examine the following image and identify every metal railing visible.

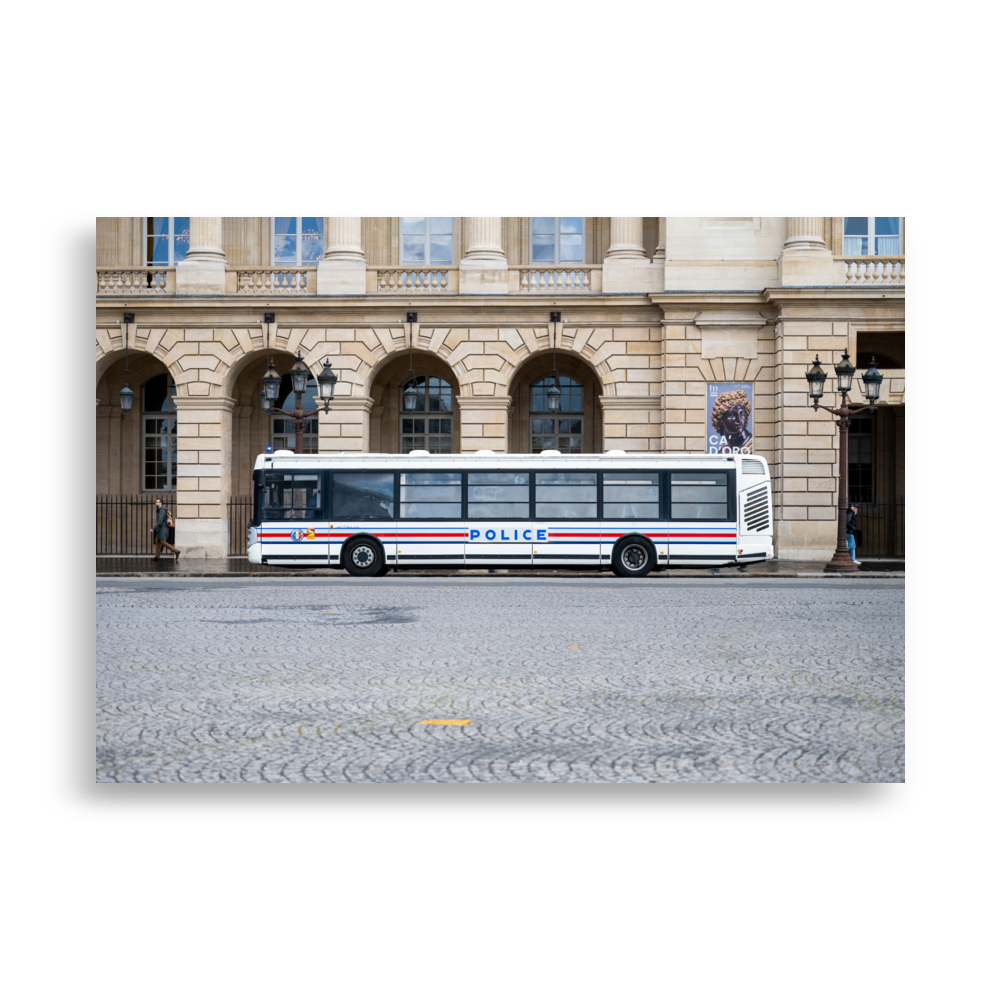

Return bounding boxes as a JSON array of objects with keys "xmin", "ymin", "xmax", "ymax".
[
  {"xmin": 228, "ymin": 496, "xmax": 253, "ymax": 555},
  {"xmin": 96, "ymin": 494, "xmax": 173, "ymax": 554},
  {"xmin": 854, "ymin": 502, "xmax": 904, "ymax": 558}
]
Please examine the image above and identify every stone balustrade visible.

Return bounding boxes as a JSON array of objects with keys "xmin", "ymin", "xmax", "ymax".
[
  {"xmin": 97, "ymin": 267, "xmax": 175, "ymax": 295},
  {"xmin": 836, "ymin": 256, "xmax": 904, "ymax": 285},
  {"xmin": 233, "ymin": 268, "xmax": 314, "ymax": 295},
  {"xmin": 510, "ymin": 265, "xmax": 602, "ymax": 293},
  {"xmin": 368, "ymin": 267, "xmax": 457, "ymax": 293}
]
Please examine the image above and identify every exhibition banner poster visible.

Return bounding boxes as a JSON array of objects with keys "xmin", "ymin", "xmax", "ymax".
[{"xmin": 707, "ymin": 382, "xmax": 754, "ymax": 454}]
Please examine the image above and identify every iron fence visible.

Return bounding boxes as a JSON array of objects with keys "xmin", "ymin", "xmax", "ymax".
[
  {"xmin": 228, "ymin": 496, "xmax": 253, "ymax": 556},
  {"xmin": 96, "ymin": 494, "xmax": 174, "ymax": 555},
  {"xmin": 855, "ymin": 502, "xmax": 904, "ymax": 558}
]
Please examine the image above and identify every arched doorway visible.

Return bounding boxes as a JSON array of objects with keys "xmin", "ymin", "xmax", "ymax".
[
  {"xmin": 97, "ymin": 352, "xmax": 175, "ymax": 494},
  {"xmin": 508, "ymin": 351, "xmax": 602, "ymax": 454},
  {"xmin": 369, "ymin": 352, "xmax": 459, "ymax": 453},
  {"xmin": 229, "ymin": 350, "xmax": 305, "ymax": 493}
]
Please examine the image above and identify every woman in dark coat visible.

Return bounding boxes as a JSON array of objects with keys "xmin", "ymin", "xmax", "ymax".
[
  {"xmin": 846, "ymin": 503, "xmax": 860, "ymax": 564},
  {"xmin": 150, "ymin": 498, "xmax": 181, "ymax": 560}
]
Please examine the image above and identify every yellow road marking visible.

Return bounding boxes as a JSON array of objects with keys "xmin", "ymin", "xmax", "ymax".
[{"xmin": 420, "ymin": 719, "xmax": 471, "ymax": 726}]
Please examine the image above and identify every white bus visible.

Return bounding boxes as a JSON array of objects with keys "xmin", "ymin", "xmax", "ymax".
[{"xmin": 247, "ymin": 450, "xmax": 773, "ymax": 577}]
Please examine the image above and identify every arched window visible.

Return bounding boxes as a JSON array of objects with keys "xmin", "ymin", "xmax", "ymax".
[
  {"xmin": 530, "ymin": 375, "xmax": 583, "ymax": 453},
  {"xmin": 146, "ymin": 218, "xmax": 190, "ymax": 265},
  {"xmin": 271, "ymin": 374, "xmax": 319, "ymax": 453},
  {"xmin": 142, "ymin": 374, "xmax": 177, "ymax": 490},
  {"xmin": 400, "ymin": 218, "xmax": 454, "ymax": 264},
  {"xmin": 272, "ymin": 217, "xmax": 325, "ymax": 265},
  {"xmin": 530, "ymin": 217, "xmax": 584, "ymax": 265},
  {"xmin": 843, "ymin": 217, "xmax": 902, "ymax": 256},
  {"xmin": 400, "ymin": 376, "xmax": 453, "ymax": 453}
]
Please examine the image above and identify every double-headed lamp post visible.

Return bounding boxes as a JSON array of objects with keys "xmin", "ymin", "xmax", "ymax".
[
  {"xmin": 260, "ymin": 352, "xmax": 338, "ymax": 454},
  {"xmin": 805, "ymin": 350, "xmax": 883, "ymax": 573}
]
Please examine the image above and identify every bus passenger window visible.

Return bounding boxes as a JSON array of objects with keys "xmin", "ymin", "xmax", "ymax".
[
  {"xmin": 331, "ymin": 473, "xmax": 394, "ymax": 519},
  {"xmin": 400, "ymin": 472, "xmax": 461, "ymax": 518},
  {"xmin": 263, "ymin": 473, "xmax": 322, "ymax": 520},
  {"xmin": 468, "ymin": 473, "xmax": 529, "ymax": 518},
  {"xmin": 534, "ymin": 472, "xmax": 597, "ymax": 518},
  {"xmin": 670, "ymin": 473, "xmax": 729, "ymax": 520},
  {"xmin": 602, "ymin": 473, "xmax": 659, "ymax": 518}
]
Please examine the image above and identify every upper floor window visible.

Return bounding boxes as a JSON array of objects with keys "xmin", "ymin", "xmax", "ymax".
[
  {"xmin": 531, "ymin": 217, "xmax": 584, "ymax": 265},
  {"xmin": 530, "ymin": 375, "xmax": 584, "ymax": 453},
  {"xmin": 400, "ymin": 218, "xmax": 454, "ymax": 264},
  {"xmin": 146, "ymin": 217, "xmax": 190, "ymax": 265},
  {"xmin": 273, "ymin": 217, "xmax": 324, "ymax": 266},
  {"xmin": 843, "ymin": 217, "xmax": 901, "ymax": 256}
]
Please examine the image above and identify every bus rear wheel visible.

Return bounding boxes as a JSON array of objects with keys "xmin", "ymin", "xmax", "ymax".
[
  {"xmin": 343, "ymin": 538, "xmax": 384, "ymax": 577},
  {"xmin": 613, "ymin": 537, "xmax": 654, "ymax": 578}
]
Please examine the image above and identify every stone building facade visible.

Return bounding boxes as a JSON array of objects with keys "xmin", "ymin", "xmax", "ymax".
[{"xmin": 95, "ymin": 216, "xmax": 905, "ymax": 560}]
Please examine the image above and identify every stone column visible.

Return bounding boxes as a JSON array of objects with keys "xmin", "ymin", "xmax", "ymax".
[
  {"xmin": 459, "ymin": 217, "xmax": 508, "ymax": 294},
  {"xmin": 175, "ymin": 217, "xmax": 227, "ymax": 294},
  {"xmin": 603, "ymin": 216, "xmax": 656, "ymax": 292},
  {"xmin": 652, "ymin": 217, "xmax": 666, "ymax": 262},
  {"xmin": 606, "ymin": 217, "xmax": 646, "ymax": 259},
  {"xmin": 173, "ymin": 396, "xmax": 236, "ymax": 558},
  {"xmin": 778, "ymin": 217, "xmax": 834, "ymax": 285},
  {"xmin": 455, "ymin": 396, "xmax": 512, "ymax": 452},
  {"xmin": 317, "ymin": 217, "xmax": 366, "ymax": 294},
  {"xmin": 783, "ymin": 218, "xmax": 827, "ymax": 251}
]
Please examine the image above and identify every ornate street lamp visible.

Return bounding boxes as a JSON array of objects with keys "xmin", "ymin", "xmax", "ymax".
[
  {"xmin": 861, "ymin": 356, "xmax": 884, "ymax": 403},
  {"xmin": 260, "ymin": 352, "xmax": 335, "ymax": 454},
  {"xmin": 118, "ymin": 312, "xmax": 135, "ymax": 416},
  {"xmin": 547, "ymin": 311, "xmax": 562, "ymax": 413},
  {"xmin": 261, "ymin": 360, "xmax": 282, "ymax": 402},
  {"xmin": 806, "ymin": 349, "xmax": 883, "ymax": 573},
  {"xmin": 317, "ymin": 358, "xmax": 338, "ymax": 403},
  {"xmin": 805, "ymin": 355, "xmax": 827, "ymax": 403},
  {"xmin": 402, "ymin": 312, "xmax": 419, "ymax": 412},
  {"xmin": 834, "ymin": 349, "xmax": 856, "ymax": 394}
]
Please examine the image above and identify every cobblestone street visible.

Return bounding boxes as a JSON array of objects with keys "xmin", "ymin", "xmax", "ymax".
[{"xmin": 96, "ymin": 577, "xmax": 904, "ymax": 783}]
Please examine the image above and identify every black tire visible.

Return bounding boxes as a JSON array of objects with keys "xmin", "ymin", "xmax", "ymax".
[
  {"xmin": 612, "ymin": 536, "xmax": 655, "ymax": 578},
  {"xmin": 375, "ymin": 562, "xmax": 391, "ymax": 576},
  {"xmin": 343, "ymin": 537, "xmax": 383, "ymax": 577}
]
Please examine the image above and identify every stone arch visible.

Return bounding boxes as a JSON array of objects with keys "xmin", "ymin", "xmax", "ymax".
[
  {"xmin": 368, "ymin": 350, "xmax": 461, "ymax": 453},
  {"xmin": 96, "ymin": 350, "xmax": 176, "ymax": 494},
  {"xmin": 228, "ymin": 349, "xmax": 304, "ymax": 492},
  {"xmin": 507, "ymin": 349, "xmax": 604, "ymax": 454}
]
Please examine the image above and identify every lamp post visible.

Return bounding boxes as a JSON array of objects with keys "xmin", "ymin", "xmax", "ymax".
[
  {"xmin": 261, "ymin": 353, "xmax": 338, "ymax": 454},
  {"xmin": 805, "ymin": 350, "xmax": 883, "ymax": 573},
  {"xmin": 118, "ymin": 312, "xmax": 135, "ymax": 416},
  {"xmin": 402, "ymin": 312, "xmax": 419, "ymax": 413},
  {"xmin": 547, "ymin": 311, "xmax": 562, "ymax": 413}
]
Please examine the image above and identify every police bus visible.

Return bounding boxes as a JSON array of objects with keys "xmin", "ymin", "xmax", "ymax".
[{"xmin": 247, "ymin": 449, "xmax": 773, "ymax": 577}]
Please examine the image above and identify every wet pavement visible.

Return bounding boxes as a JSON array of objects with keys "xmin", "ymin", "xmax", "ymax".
[{"xmin": 97, "ymin": 556, "xmax": 904, "ymax": 578}]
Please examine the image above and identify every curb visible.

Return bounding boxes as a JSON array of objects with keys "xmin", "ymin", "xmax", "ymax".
[{"xmin": 97, "ymin": 570, "xmax": 904, "ymax": 580}]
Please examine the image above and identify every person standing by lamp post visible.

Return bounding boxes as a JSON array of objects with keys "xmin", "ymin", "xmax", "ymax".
[{"xmin": 846, "ymin": 502, "xmax": 860, "ymax": 565}]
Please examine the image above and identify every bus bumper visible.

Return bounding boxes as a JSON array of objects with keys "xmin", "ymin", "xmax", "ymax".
[{"xmin": 736, "ymin": 540, "xmax": 773, "ymax": 563}]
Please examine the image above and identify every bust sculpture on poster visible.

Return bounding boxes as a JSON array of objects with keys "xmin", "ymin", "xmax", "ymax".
[{"xmin": 707, "ymin": 384, "xmax": 754, "ymax": 455}]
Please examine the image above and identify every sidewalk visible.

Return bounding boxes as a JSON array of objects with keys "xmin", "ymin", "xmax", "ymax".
[{"xmin": 97, "ymin": 556, "xmax": 904, "ymax": 578}]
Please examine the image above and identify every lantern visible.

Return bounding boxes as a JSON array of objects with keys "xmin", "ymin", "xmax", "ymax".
[
  {"xmin": 805, "ymin": 355, "xmax": 827, "ymax": 401},
  {"xmin": 862, "ymin": 357, "xmax": 883, "ymax": 403},
  {"xmin": 834, "ymin": 350, "xmax": 856, "ymax": 395}
]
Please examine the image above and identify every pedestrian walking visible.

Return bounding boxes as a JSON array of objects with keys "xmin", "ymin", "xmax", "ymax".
[
  {"xmin": 846, "ymin": 502, "xmax": 861, "ymax": 564},
  {"xmin": 150, "ymin": 498, "xmax": 181, "ymax": 560}
]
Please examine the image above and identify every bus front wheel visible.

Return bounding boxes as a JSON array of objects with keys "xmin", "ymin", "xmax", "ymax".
[
  {"xmin": 612, "ymin": 537, "xmax": 654, "ymax": 578},
  {"xmin": 343, "ymin": 538, "xmax": 384, "ymax": 577}
]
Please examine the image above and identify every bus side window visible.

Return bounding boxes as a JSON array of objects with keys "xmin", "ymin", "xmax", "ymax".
[
  {"xmin": 263, "ymin": 473, "xmax": 322, "ymax": 520},
  {"xmin": 669, "ymin": 472, "xmax": 729, "ymax": 519},
  {"xmin": 602, "ymin": 473, "xmax": 659, "ymax": 519},
  {"xmin": 331, "ymin": 473, "xmax": 395, "ymax": 519}
]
